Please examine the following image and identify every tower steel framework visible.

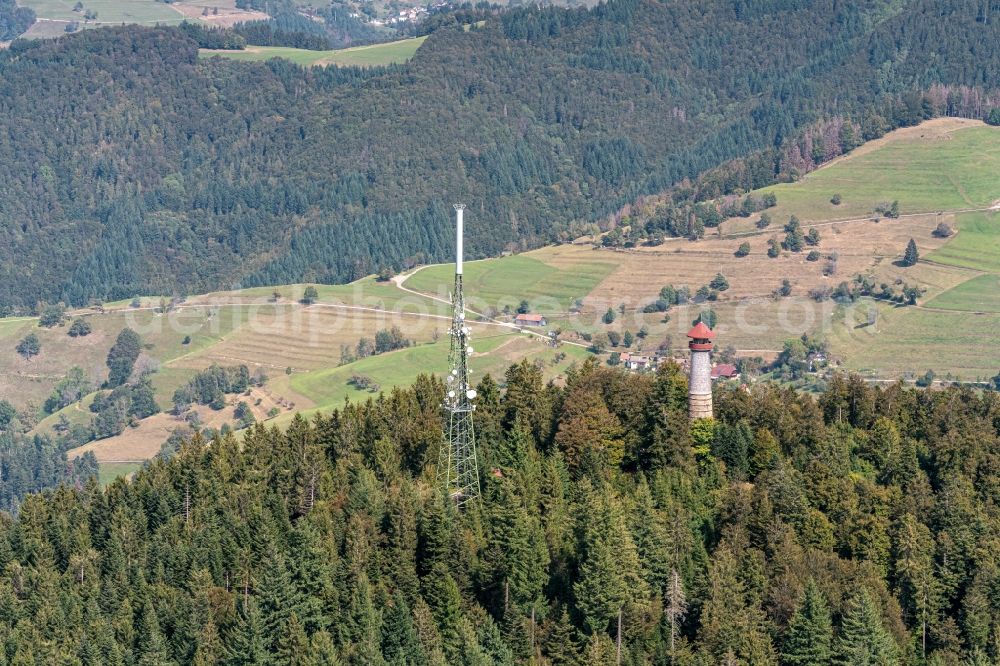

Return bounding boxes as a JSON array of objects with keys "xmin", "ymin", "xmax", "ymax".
[{"xmin": 437, "ymin": 204, "xmax": 481, "ymax": 507}]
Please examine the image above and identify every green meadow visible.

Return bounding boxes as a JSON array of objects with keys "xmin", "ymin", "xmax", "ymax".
[
  {"xmin": 228, "ymin": 278, "xmax": 444, "ymax": 315},
  {"xmin": 403, "ymin": 253, "xmax": 619, "ymax": 313},
  {"xmin": 283, "ymin": 332, "xmax": 591, "ymax": 424},
  {"xmin": 832, "ymin": 299, "xmax": 1000, "ymax": 380},
  {"xmin": 925, "ymin": 274, "xmax": 1000, "ymax": 312},
  {"xmin": 19, "ymin": 0, "xmax": 182, "ymax": 23},
  {"xmin": 98, "ymin": 462, "xmax": 143, "ymax": 486},
  {"xmin": 755, "ymin": 123, "xmax": 1000, "ymax": 223},
  {"xmin": 199, "ymin": 36, "xmax": 427, "ymax": 67},
  {"xmin": 0, "ymin": 305, "xmax": 248, "ymax": 414},
  {"xmin": 926, "ymin": 211, "xmax": 1000, "ymax": 272}
]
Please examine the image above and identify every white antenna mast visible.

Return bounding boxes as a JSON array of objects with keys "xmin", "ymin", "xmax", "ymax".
[
  {"xmin": 437, "ymin": 203, "xmax": 480, "ymax": 507},
  {"xmin": 454, "ymin": 203, "xmax": 464, "ymax": 275}
]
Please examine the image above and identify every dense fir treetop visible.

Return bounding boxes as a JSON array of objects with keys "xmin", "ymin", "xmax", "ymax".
[
  {"xmin": 3, "ymin": 361, "xmax": 1000, "ymax": 663},
  {"xmin": 2, "ymin": 0, "xmax": 1000, "ymax": 307}
]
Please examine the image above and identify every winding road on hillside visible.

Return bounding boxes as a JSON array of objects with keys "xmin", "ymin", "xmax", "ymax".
[{"xmin": 390, "ymin": 269, "xmax": 591, "ymax": 350}]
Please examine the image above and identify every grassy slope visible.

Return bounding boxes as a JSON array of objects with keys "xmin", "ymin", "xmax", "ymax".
[
  {"xmin": 199, "ymin": 36, "xmax": 427, "ymax": 67},
  {"xmin": 13, "ymin": 264, "xmax": 601, "ymax": 468},
  {"xmin": 403, "ymin": 251, "xmax": 620, "ymax": 313},
  {"xmin": 925, "ymin": 273, "xmax": 1000, "ymax": 312},
  {"xmin": 753, "ymin": 120, "xmax": 1000, "ymax": 223},
  {"xmin": 280, "ymin": 332, "xmax": 592, "ymax": 425},
  {"xmin": 98, "ymin": 462, "xmax": 143, "ymax": 485},
  {"xmin": 19, "ymin": 0, "xmax": 182, "ymax": 23},
  {"xmin": 0, "ymin": 306, "xmax": 245, "ymax": 414},
  {"xmin": 926, "ymin": 211, "xmax": 1000, "ymax": 272},
  {"xmin": 740, "ymin": 119, "xmax": 1000, "ymax": 378},
  {"xmin": 828, "ymin": 301, "xmax": 1000, "ymax": 380}
]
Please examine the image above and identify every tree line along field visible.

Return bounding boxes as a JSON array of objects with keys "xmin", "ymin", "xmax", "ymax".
[
  {"xmin": 197, "ymin": 35, "xmax": 427, "ymax": 66},
  {"xmin": 9, "ymin": 118, "xmax": 1000, "ymax": 480},
  {"xmin": 717, "ymin": 118, "xmax": 1000, "ymax": 380},
  {"xmin": 17, "ymin": 0, "xmax": 181, "ymax": 24},
  {"xmin": 14, "ymin": 0, "xmax": 269, "ymax": 38},
  {"xmin": 398, "ymin": 119, "xmax": 1000, "ymax": 382},
  {"xmin": 744, "ymin": 119, "xmax": 1000, "ymax": 225},
  {"xmin": 10, "ymin": 276, "xmax": 591, "ymax": 471}
]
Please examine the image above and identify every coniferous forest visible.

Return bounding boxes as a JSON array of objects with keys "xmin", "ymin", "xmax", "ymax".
[
  {"xmin": 3, "ymin": 360, "xmax": 1000, "ymax": 664},
  {"xmin": 5, "ymin": 0, "xmax": 1000, "ymax": 308}
]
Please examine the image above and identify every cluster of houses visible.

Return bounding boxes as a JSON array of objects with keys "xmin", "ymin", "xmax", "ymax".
[
  {"xmin": 619, "ymin": 352, "xmax": 740, "ymax": 381},
  {"xmin": 378, "ymin": 6, "xmax": 426, "ymax": 25},
  {"xmin": 510, "ymin": 311, "xmax": 742, "ymax": 382},
  {"xmin": 364, "ymin": 2, "xmax": 450, "ymax": 26}
]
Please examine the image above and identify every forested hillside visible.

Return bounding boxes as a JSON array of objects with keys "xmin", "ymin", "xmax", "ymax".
[
  {"xmin": 0, "ymin": 430, "xmax": 97, "ymax": 513},
  {"xmin": 0, "ymin": 0, "xmax": 33, "ymax": 41},
  {"xmin": 231, "ymin": 0, "xmax": 386, "ymax": 49},
  {"xmin": 4, "ymin": 0, "xmax": 1000, "ymax": 308},
  {"xmin": 3, "ymin": 360, "xmax": 1000, "ymax": 663}
]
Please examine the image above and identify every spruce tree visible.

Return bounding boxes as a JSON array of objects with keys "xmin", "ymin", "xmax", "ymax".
[
  {"xmin": 544, "ymin": 608, "xmax": 581, "ymax": 666},
  {"xmin": 893, "ymin": 514, "xmax": 939, "ymax": 660},
  {"xmin": 274, "ymin": 613, "xmax": 311, "ymax": 666},
  {"xmin": 224, "ymin": 598, "xmax": 271, "ymax": 666},
  {"xmin": 782, "ymin": 580, "xmax": 833, "ymax": 666},
  {"xmin": 902, "ymin": 238, "xmax": 919, "ymax": 266},
  {"xmin": 106, "ymin": 328, "xmax": 141, "ymax": 387},
  {"xmin": 641, "ymin": 364, "xmax": 693, "ymax": 471},
  {"xmin": 257, "ymin": 549, "xmax": 301, "ymax": 651},
  {"xmin": 345, "ymin": 573, "xmax": 383, "ymax": 662},
  {"xmin": 630, "ymin": 478, "xmax": 672, "ymax": 594},
  {"xmin": 500, "ymin": 608, "xmax": 531, "ymax": 662},
  {"xmin": 712, "ymin": 421, "xmax": 752, "ymax": 480},
  {"xmin": 382, "ymin": 592, "xmax": 427, "ymax": 666},
  {"xmin": 456, "ymin": 617, "xmax": 492, "ymax": 666},
  {"xmin": 508, "ymin": 511, "xmax": 549, "ymax": 618},
  {"xmin": 136, "ymin": 599, "xmax": 170, "ymax": 666},
  {"xmin": 193, "ymin": 620, "xmax": 223, "ymax": 666},
  {"xmin": 286, "ymin": 521, "xmax": 335, "ymax": 635},
  {"xmin": 833, "ymin": 590, "xmax": 899, "ymax": 666},
  {"xmin": 423, "ymin": 563, "xmax": 463, "ymax": 658},
  {"xmin": 309, "ymin": 630, "xmax": 342, "ymax": 666},
  {"xmin": 476, "ymin": 616, "xmax": 516, "ymax": 666},
  {"xmin": 411, "ymin": 598, "xmax": 448, "ymax": 666},
  {"xmin": 697, "ymin": 545, "xmax": 776, "ymax": 664},
  {"xmin": 574, "ymin": 489, "xmax": 649, "ymax": 637}
]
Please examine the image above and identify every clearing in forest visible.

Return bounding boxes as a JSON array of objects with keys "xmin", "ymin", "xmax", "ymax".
[{"xmin": 199, "ymin": 35, "xmax": 427, "ymax": 67}]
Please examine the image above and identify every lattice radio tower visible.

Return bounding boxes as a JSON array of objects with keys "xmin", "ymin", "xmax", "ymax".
[{"xmin": 437, "ymin": 204, "xmax": 481, "ymax": 507}]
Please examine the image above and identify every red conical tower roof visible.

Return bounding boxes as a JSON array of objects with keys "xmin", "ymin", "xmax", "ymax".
[{"xmin": 687, "ymin": 321, "xmax": 715, "ymax": 340}]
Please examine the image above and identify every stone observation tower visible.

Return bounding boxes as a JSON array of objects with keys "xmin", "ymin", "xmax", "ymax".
[{"xmin": 687, "ymin": 321, "xmax": 715, "ymax": 419}]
